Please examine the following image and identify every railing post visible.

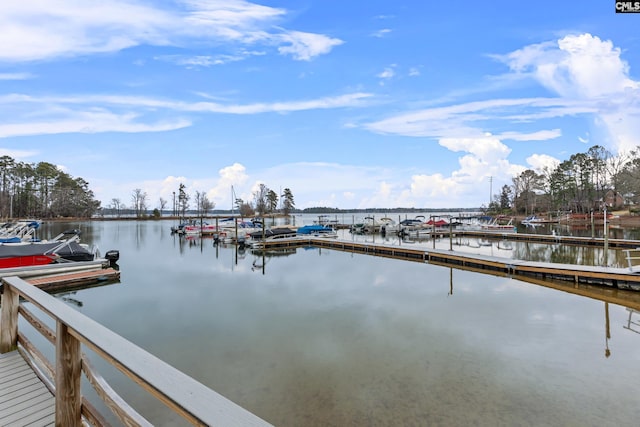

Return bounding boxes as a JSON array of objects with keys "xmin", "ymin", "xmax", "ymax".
[
  {"xmin": 56, "ymin": 322, "xmax": 82, "ymax": 426},
  {"xmin": 0, "ymin": 281, "xmax": 19, "ymax": 353}
]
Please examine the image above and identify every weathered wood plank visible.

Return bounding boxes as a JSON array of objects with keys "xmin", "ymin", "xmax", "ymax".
[
  {"xmin": 0, "ymin": 284, "xmax": 19, "ymax": 353},
  {"xmin": 55, "ymin": 322, "xmax": 82, "ymax": 427},
  {"xmin": 0, "ymin": 364, "xmax": 32, "ymax": 383},
  {"xmin": 0, "ymin": 354, "xmax": 24, "ymax": 372},
  {"xmin": 1, "ymin": 398, "xmax": 55, "ymax": 426},
  {"xmin": 0, "ymin": 350, "xmax": 55, "ymax": 426},
  {"xmin": 0, "ymin": 376, "xmax": 41, "ymax": 399},
  {"xmin": 0, "ymin": 381, "xmax": 45, "ymax": 405},
  {"xmin": 0, "ymin": 387, "xmax": 51, "ymax": 413}
]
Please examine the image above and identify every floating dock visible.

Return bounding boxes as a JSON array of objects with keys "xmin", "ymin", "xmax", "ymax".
[
  {"xmin": 0, "ymin": 259, "xmax": 120, "ymax": 293},
  {"xmin": 254, "ymin": 236, "xmax": 640, "ymax": 291}
]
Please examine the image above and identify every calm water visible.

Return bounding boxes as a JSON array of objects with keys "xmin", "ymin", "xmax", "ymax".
[{"xmin": 23, "ymin": 219, "xmax": 640, "ymax": 426}]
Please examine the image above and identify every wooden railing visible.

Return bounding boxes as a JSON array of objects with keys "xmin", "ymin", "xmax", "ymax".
[
  {"xmin": 1, "ymin": 276, "xmax": 272, "ymax": 426},
  {"xmin": 624, "ymin": 248, "xmax": 640, "ymax": 271}
]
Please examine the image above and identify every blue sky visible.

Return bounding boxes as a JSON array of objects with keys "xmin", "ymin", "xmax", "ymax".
[{"xmin": 1, "ymin": 1, "xmax": 639, "ymax": 210}]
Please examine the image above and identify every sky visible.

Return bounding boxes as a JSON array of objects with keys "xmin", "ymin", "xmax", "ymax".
[{"xmin": 1, "ymin": 1, "xmax": 639, "ymax": 211}]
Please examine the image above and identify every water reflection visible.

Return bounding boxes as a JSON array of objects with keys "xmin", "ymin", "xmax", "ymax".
[
  {"xmin": 33, "ymin": 220, "xmax": 640, "ymax": 426},
  {"xmin": 625, "ymin": 308, "xmax": 640, "ymax": 334}
]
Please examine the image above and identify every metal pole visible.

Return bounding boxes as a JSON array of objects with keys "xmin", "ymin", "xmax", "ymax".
[{"xmin": 604, "ymin": 206, "xmax": 609, "ymax": 266}]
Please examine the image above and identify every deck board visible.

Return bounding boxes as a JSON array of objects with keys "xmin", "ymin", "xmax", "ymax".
[{"xmin": 0, "ymin": 350, "xmax": 55, "ymax": 426}]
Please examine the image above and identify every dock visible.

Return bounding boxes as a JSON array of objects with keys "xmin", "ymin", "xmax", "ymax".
[
  {"xmin": 0, "ymin": 259, "xmax": 120, "ymax": 293},
  {"xmin": 254, "ymin": 236, "xmax": 640, "ymax": 291},
  {"xmin": 0, "ymin": 350, "xmax": 55, "ymax": 426}
]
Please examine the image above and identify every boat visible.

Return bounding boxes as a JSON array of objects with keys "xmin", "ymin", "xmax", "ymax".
[
  {"xmin": 383, "ymin": 216, "xmax": 426, "ymax": 234},
  {"xmin": 351, "ymin": 217, "xmax": 395, "ymax": 234},
  {"xmin": 480, "ymin": 216, "xmax": 517, "ymax": 233},
  {"xmin": 170, "ymin": 220, "xmax": 192, "ymax": 234},
  {"xmin": 296, "ymin": 224, "xmax": 338, "ymax": 238},
  {"xmin": 0, "ymin": 229, "xmax": 102, "ymax": 269},
  {"xmin": 249, "ymin": 227, "xmax": 297, "ymax": 240},
  {"xmin": 249, "ymin": 227, "xmax": 299, "ymax": 248},
  {"xmin": 0, "ymin": 219, "xmax": 41, "ymax": 243},
  {"xmin": 521, "ymin": 215, "xmax": 558, "ymax": 225},
  {"xmin": 181, "ymin": 222, "xmax": 219, "ymax": 236},
  {"xmin": 313, "ymin": 215, "xmax": 340, "ymax": 227},
  {"xmin": 216, "ymin": 217, "xmax": 263, "ymax": 242}
]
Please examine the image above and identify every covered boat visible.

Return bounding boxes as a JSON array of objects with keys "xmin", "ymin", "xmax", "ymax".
[{"xmin": 0, "ymin": 230, "xmax": 97, "ymax": 269}]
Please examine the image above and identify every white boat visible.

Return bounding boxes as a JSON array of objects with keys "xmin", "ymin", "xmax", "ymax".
[
  {"xmin": 521, "ymin": 215, "xmax": 558, "ymax": 225},
  {"xmin": 296, "ymin": 224, "xmax": 338, "ymax": 238},
  {"xmin": 216, "ymin": 218, "xmax": 263, "ymax": 242},
  {"xmin": 249, "ymin": 227, "xmax": 299, "ymax": 248},
  {"xmin": 351, "ymin": 216, "xmax": 396, "ymax": 234},
  {"xmin": 383, "ymin": 216, "xmax": 426, "ymax": 234},
  {"xmin": 480, "ymin": 217, "xmax": 517, "ymax": 233},
  {"xmin": 0, "ymin": 220, "xmax": 41, "ymax": 243},
  {"xmin": 181, "ymin": 223, "xmax": 219, "ymax": 236}
]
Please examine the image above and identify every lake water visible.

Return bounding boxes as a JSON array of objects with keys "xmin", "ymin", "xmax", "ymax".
[{"xmin": 23, "ymin": 218, "xmax": 640, "ymax": 426}]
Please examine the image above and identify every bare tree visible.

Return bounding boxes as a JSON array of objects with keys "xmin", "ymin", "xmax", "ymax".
[
  {"xmin": 131, "ymin": 188, "xmax": 148, "ymax": 217},
  {"xmin": 253, "ymin": 183, "xmax": 269, "ymax": 216},
  {"xmin": 110, "ymin": 198, "xmax": 123, "ymax": 217},
  {"xmin": 200, "ymin": 193, "xmax": 215, "ymax": 216},
  {"xmin": 158, "ymin": 197, "xmax": 167, "ymax": 216}
]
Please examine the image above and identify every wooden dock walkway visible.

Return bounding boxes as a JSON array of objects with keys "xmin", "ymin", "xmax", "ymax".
[
  {"xmin": 0, "ymin": 350, "xmax": 55, "ymax": 426},
  {"xmin": 255, "ymin": 236, "xmax": 640, "ymax": 291},
  {"xmin": 0, "ymin": 260, "xmax": 120, "ymax": 293},
  {"xmin": 25, "ymin": 267, "xmax": 120, "ymax": 293}
]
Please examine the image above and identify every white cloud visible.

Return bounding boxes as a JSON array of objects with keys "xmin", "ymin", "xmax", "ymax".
[
  {"xmin": 0, "ymin": 92, "xmax": 373, "ymax": 138},
  {"xmin": 496, "ymin": 129, "xmax": 561, "ymax": 141},
  {"xmin": 371, "ymin": 29, "xmax": 392, "ymax": 38},
  {"xmin": 526, "ymin": 153, "xmax": 560, "ymax": 172},
  {"xmin": 0, "ymin": 0, "xmax": 342, "ymax": 63},
  {"xmin": 578, "ymin": 132, "xmax": 589, "ymax": 144},
  {"xmin": 497, "ymin": 33, "xmax": 640, "ymax": 153},
  {"xmin": 0, "ymin": 73, "xmax": 33, "ymax": 80},
  {"xmin": 0, "ymin": 109, "xmax": 191, "ymax": 138},
  {"xmin": 276, "ymin": 30, "xmax": 344, "ymax": 61},
  {"xmin": 377, "ymin": 66, "xmax": 396, "ymax": 80},
  {"xmin": 501, "ymin": 34, "xmax": 638, "ymax": 98},
  {"xmin": 0, "ymin": 148, "xmax": 39, "ymax": 159}
]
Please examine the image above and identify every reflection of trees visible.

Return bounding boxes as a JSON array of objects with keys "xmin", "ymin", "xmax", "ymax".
[
  {"xmin": 512, "ymin": 241, "xmax": 630, "ymax": 268},
  {"xmin": 513, "ymin": 242, "xmax": 551, "ymax": 262},
  {"xmin": 134, "ymin": 221, "xmax": 146, "ymax": 249}
]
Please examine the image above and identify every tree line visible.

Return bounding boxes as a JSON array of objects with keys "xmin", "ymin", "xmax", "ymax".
[
  {"xmin": 101, "ymin": 182, "xmax": 296, "ymax": 219},
  {"xmin": 0, "ymin": 155, "xmax": 100, "ymax": 219},
  {"xmin": 6, "ymin": 144, "xmax": 640, "ymax": 220},
  {"xmin": 492, "ymin": 145, "xmax": 640, "ymax": 215}
]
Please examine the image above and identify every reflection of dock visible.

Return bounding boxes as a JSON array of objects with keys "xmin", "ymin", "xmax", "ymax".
[
  {"xmin": 254, "ymin": 236, "xmax": 640, "ymax": 291},
  {"xmin": 624, "ymin": 308, "xmax": 640, "ymax": 334},
  {"xmin": 457, "ymin": 230, "xmax": 640, "ymax": 249}
]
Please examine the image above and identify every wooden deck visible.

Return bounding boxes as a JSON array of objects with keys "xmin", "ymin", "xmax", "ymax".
[
  {"xmin": 0, "ymin": 350, "xmax": 55, "ymax": 426},
  {"xmin": 25, "ymin": 267, "xmax": 120, "ymax": 292}
]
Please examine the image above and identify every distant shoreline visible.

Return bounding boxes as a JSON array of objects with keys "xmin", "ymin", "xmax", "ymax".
[{"xmin": 36, "ymin": 211, "xmax": 640, "ymax": 226}]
